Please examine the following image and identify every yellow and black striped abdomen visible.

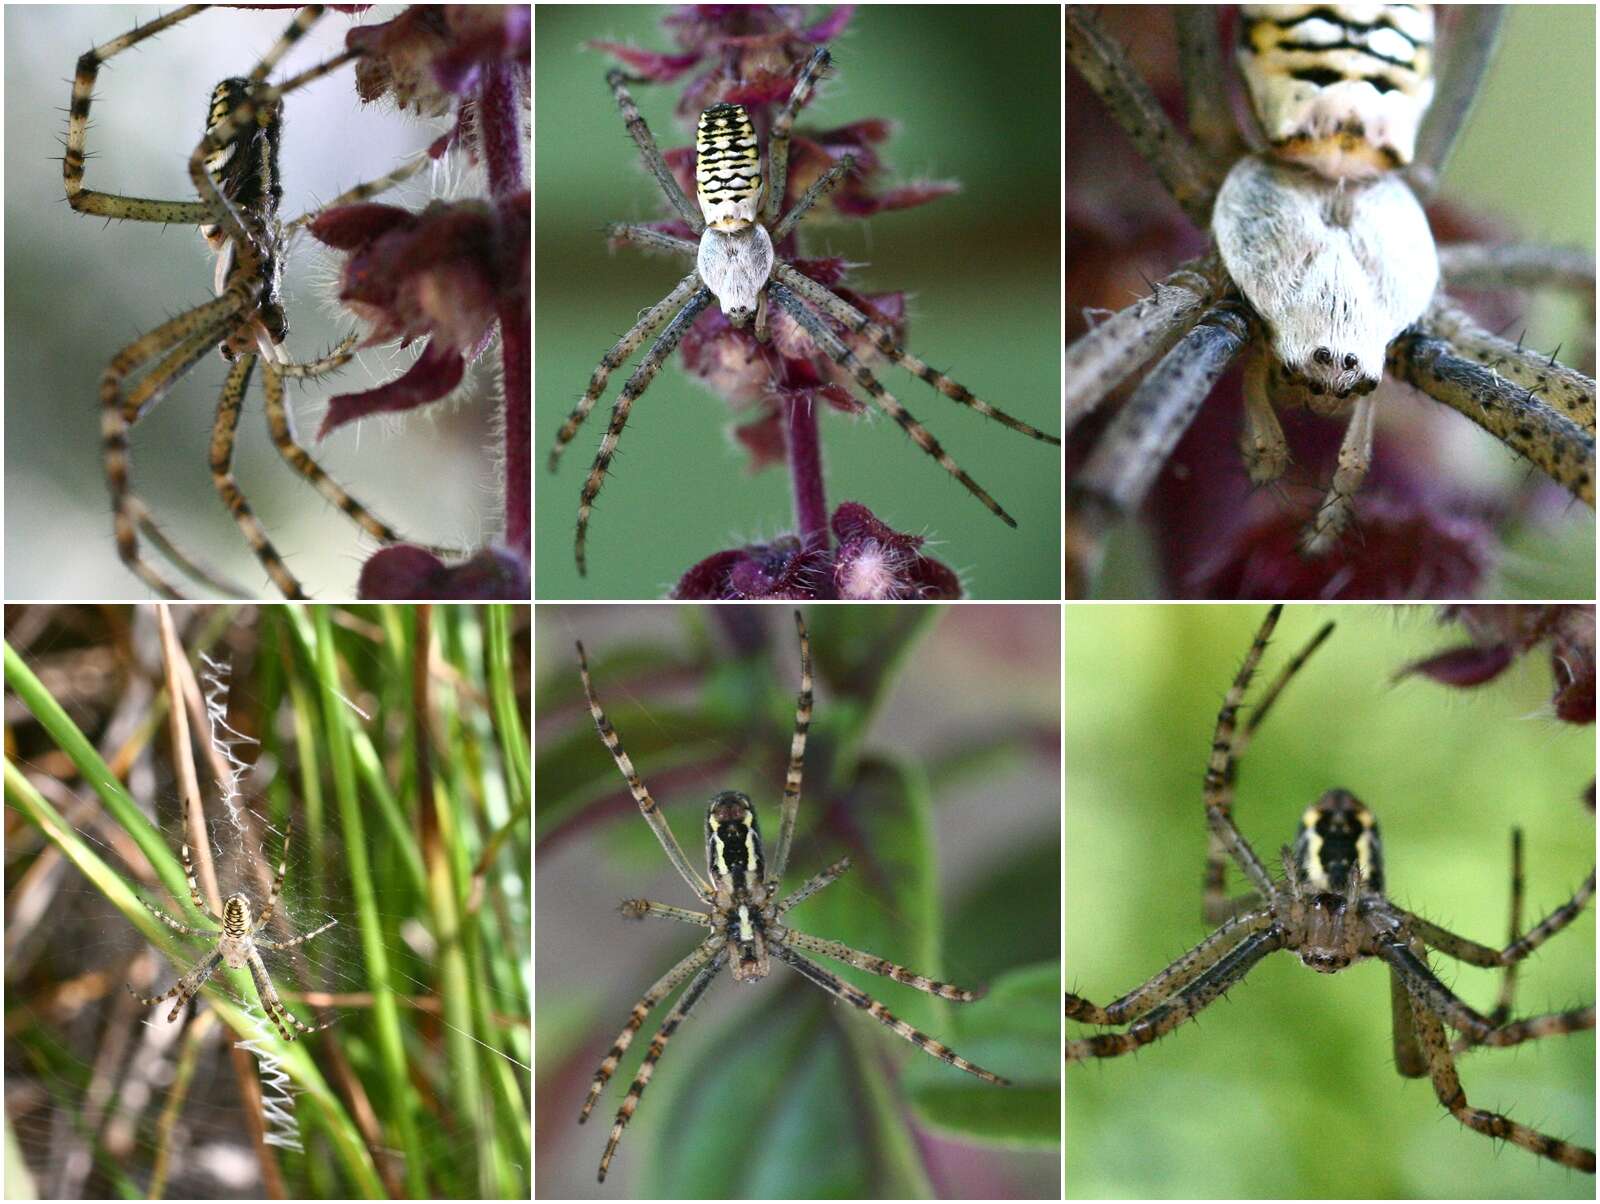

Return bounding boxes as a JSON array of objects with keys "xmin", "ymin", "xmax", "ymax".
[
  {"xmin": 1239, "ymin": 4, "xmax": 1434, "ymax": 179},
  {"xmin": 696, "ymin": 103, "xmax": 763, "ymax": 230}
]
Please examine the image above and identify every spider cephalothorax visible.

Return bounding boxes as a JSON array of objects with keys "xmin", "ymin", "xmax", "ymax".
[
  {"xmin": 575, "ymin": 612, "xmax": 1007, "ymax": 1181},
  {"xmin": 548, "ymin": 45, "xmax": 1060, "ymax": 577},
  {"xmin": 1066, "ymin": 605, "xmax": 1597, "ymax": 1171},
  {"xmin": 1065, "ymin": 5, "xmax": 1596, "ymax": 596}
]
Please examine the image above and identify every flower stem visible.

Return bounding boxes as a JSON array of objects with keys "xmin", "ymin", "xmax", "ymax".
[{"xmin": 786, "ymin": 393, "xmax": 828, "ymax": 546}]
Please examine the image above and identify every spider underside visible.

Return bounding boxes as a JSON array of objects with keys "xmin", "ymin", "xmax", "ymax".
[{"xmin": 1065, "ymin": 604, "xmax": 1596, "ymax": 1172}]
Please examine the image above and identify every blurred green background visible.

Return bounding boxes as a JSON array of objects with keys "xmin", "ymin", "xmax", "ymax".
[
  {"xmin": 535, "ymin": 5, "xmax": 1061, "ymax": 598},
  {"xmin": 1065, "ymin": 605, "xmax": 1594, "ymax": 1198},
  {"xmin": 4, "ymin": 6, "xmax": 493, "ymax": 599}
]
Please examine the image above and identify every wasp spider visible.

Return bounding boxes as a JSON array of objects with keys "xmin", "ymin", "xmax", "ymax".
[
  {"xmin": 65, "ymin": 5, "xmax": 444, "ymax": 600},
  {"xmin": 1066, "ymin": 605, "xmax": 1596, "ymax": 1172},
  {"xmin": 575, "ymin": 611, "xmax": 1008, "ymax": 1182},
  {"xmin": 1066, "ymin": 6, "xmax": 1595, "ymax": 595},
  {"xmin": 127, "ymin": 817, "xmax": 338, "ymax": 1044},
  {"xmin": 547, "ymin": 46, "xmax": 1060, "ymax": 576}
]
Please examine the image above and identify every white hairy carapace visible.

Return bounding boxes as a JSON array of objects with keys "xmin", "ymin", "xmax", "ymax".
[
  {"xmin": 694, "ymin": 102, "xmax": 774, "ymax": 326},
  {"xmin": 1215, "ymin": 4, "xmax": 1439, "ymax": 403}
]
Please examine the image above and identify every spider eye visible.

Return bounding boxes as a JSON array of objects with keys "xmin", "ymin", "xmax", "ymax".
[
  {"xmin": 1313, "ymin": 347, "xmax": 1334, "ymax": 365},
  {"xmin": 1342, "ymin": 353, "xmax": 1359, "ymax": 372}
]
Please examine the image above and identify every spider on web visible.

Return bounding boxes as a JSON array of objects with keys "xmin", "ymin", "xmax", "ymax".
[
  {"xmin": 128, "ymin": 816, "xmax": 338, "ymax": 1044},
  {"xmin": 545, "ymin": 45, "xmax": 1061, "ymax": 577},
  {"xmin": 64, "ymin": 5, "xmax": 456, "ymax": 600},
  {"xmin": 1065, "ymin": 604, "xmax": 1596, "ymax": 1172},
  {"xmin": 574, "ymin": 610, "xmax": 1008, "ymax": 1182},
  {"xmin": 1065, "ymin": 6, "xmax": 1596, "ymax": 596}
]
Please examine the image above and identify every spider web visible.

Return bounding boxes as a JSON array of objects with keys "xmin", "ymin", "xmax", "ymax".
[{"xmin": 4, "ymin": 608, "xmax": 531, "ymax": 1198}]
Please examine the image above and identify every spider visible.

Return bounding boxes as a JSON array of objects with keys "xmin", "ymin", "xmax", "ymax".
[
  {"xmin": 1065, "ymin": 5, "xmax": 1597, "ymax": 596},
  {"xmin": 546, "ymin": 45, "xmax": 1061, "ymax": 576},
  {"xmin": 64, "ymin": 4, "xmax": 442, "ymax": 600},
  {"xmin": 127, "ymin": 816, "xmax": 338, "ymax": 1044},
  {"xmin": 1065, "ymin": 604, "xmax": 1597, "ymax": 1171},
  {"xmin": 574, "ymin": 610, "xmax": 1008, "ymax": 1182}
]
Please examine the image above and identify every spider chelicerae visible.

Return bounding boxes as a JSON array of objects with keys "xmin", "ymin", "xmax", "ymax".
[
  {"xmin": 1065, "ymin": 6, "xmax": 1596, "ymax": 595},
  {"xmin": 575, "ymin": 610, "xmax": 1008, "ymax": 1182},
  {"xmin": 65, "ymin": 5, "xmax": 446, "ymax": 600},
  {"xmin": 1065, "ymin": 605, "xmax": 1597, "ymax": 1172},
  {"xmin": 546, "ymin": 45, "xmax": 1060, "ymax": 576},
  {"xmin": 128, "ymin": 816, "xmax": 338, "ymax": 1044}
]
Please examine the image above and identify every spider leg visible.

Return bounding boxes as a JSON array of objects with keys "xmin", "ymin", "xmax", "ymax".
[
  {"xmin": 575, "ymin": 640, "xmax": 714, "ymax": 900},
  {"xmin": 597, "ymin": 949, "xmax": 727, "ymax": 1182},
  {"xmin": 606, "ymin": 69, "xmax": 703, "ymax": 233},
  {"xmin": 769, "ymin": 153, "xmax": 852, "ymax": 245},
  {"xmin": 779, "ymin": 930, "xmax": 982, "ymax": 1002},
  {"xmin": 1389, "ymin": 327, "xmax": 1596, "ymax": 505},
  {"xmin": 777, "ymin": 856, "xmax": 849, "ymax": 915},
  {"xmin": 1065, "ymin": 6, "xmax": 1214, "ymax": 225},
  {"xmin": 209, "ymin": 354, "xmax": 308, "ymax": 599},
  {"xmin": 1203, "ymin": 616, "xmax": 1335, "ymax": 922},
  {"xmin": 547, "ymin": 272, "xmax": 701, "ymax": 471},
  {"xmin": 767, "ymin": 610, "xmax": 812, "ymax": 891},
  {"xmin": 579, "ymin": 940, "xmax": 720, "ymax": 1127},
  {"xmin": 1174, "ymin": 8, "xmax": 1244, "ymax": 164},
  {"xmin": 127, "ymin": 949, "xmax": 223, "ymax": 1023},
  {"xmin": 574, "ymin": 288, "xmax": 713, "ymax": 576},
  {"xmin": 1407, "ymin": 7, "xmax": 1506, "ymax": 200},
  {"xmin": 1438, "ymin": 242, "xmax": 1596, "ymax": 298},
  {"xmin": 1240, "ymin": 354, "xmax": 1292, "ymax": 484},
  {"xmin": 1298, "ymin": 392, "xmax": 1377, "ymax": 556},
  {"xmin": 772, "ymin": 263, "xmax": 1061, "ymax": 444},
  {"xmin": 1423, "ymin": 300, "xmax": 1595, "ymax": 430},
  {"xmin": 261, "ymin": 359, "xmax": 456, "ymax": 557},
  {"xmin": 1200, "ymin": 605, "xmax": 1288, "ymax": 908},
  {"xmin": 136, "ymin": 896, "xmax": 217, "ymax": 940},
  {"xmin": 617, "ymin": 900, "xmax": 712, "ymax": 928},
  {"xmin": 1067, "ymin": 927, "xmax": 1283, "ymax": 1061},
  {"xmin": 245, "ymin": 948, "xmax": 334, "ymax": 1042},
  {"xmin": 65, "ymin": 5, "xmax": 216, "ymax": 224},
  {"xmin": 772, "ymin": 945, "xmax": 1009, "ymax": 1084},
  {"xmin": 763, "ymin": 47, "xmax": 831, "ymax": 226},
  {"xmin": 1066, "ymin": 301, "xmax": 1252, "ymax": 598},
  {"xmin": 1403, "ymin": 978, "xmax": 1595, "ymax": 1172},
  {"xmin": 178, "ymin": 831, "xmax": 222, "ymax": 925},
  {"xmin": 101, "ymin": 293, "xmax": 250, "ymax": 598},
  {"xmin": 1400, "ymin": 863, "xmax": 1596, "ymax": 969},
  {"xmin": 605, "ymin": 223, "xmax": 697, "ymax": 258},
  {"xmin": 1067, "ymin": 908, "xmax": 1274, "ymax": 1028},
  {"xmin": 768, "ymin": 282, "xmax": 1018, "ymax": 526},
  {"xmin": 1066, "ymin": 257, "xmax": 1223, "ymax": 431}
]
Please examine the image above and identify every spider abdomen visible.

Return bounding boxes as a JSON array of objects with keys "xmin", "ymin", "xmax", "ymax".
[
  {"xmin": 696, "ymin": 102, "xmax": 764, "ymax": 230},
  {"xmin": 1213, "ymin": 153, "xmax": 1437, "ymax": 399},
  {"xmin": 1239, "ymin": 4, "xmax": 1435, "ymax": 180}
]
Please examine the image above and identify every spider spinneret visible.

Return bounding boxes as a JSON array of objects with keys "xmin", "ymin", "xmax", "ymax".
[
  {"xmin": 575, "ymin": 611, "xmax": 1008, "ymax": 1182},
  {"xmin": 1066, "ymin": 605, "xmax": 1596, "ymax": 1172}
]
